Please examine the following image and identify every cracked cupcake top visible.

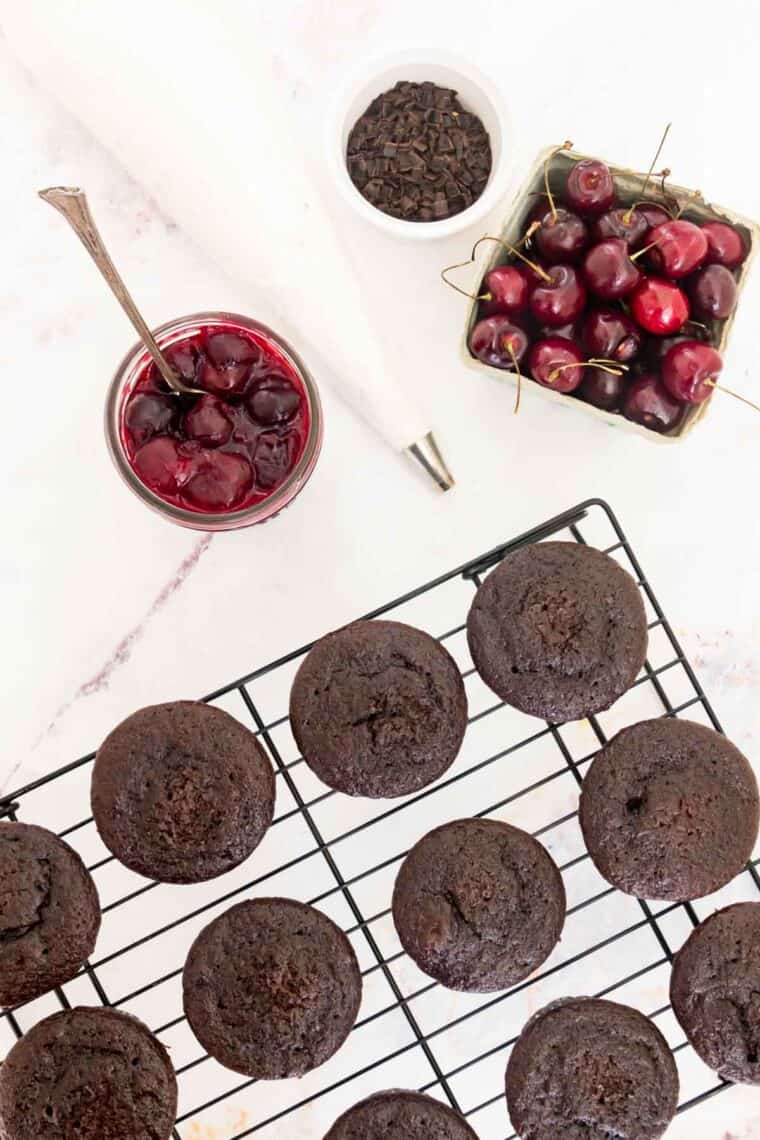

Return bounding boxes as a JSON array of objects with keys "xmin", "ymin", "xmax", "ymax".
[
  {"xmin": 290, "ymin": 620, "xmax": 467, "ymax": 798},
  {"xmin": 0, "ymin": 823, "xmax": 100, "ymax": 1008},
  {"xmin": 392, "ymin": 818, "xmax": 565, "ymax": 992}
]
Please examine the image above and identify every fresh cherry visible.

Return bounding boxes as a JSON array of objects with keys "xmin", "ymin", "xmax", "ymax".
[
  {"xmin": 661, "ymin": 340, "xmax": 722, "ymax": 403},
  {"xmin": 529, "ymin": 265, "xmax": 587, "ymax": 327},
  {"xmin": 469, "ymin": 316, "xmax": 530, "ymax": 369},
  {"xmin": 646, "ymin": 334, "xmax": 691, "ymax": 366},
  {"xmin": 582, "ymin": 307, "xmax": 642, "ymax": 362},
  {"xmin": 583, "ymin": 238, "xmax": 642, "ymax": 299},
  {"xmin": 528, "ymin": 337, "xmax": 585, "ymax": 392},
  {"xmin": 183, "ymin": 395, "xmax": 233, "ymax": 447},
  {"xmin": 124, "ymin": 393, "xmax": 177, "ymax": 447},
  {"xmin": 566, "ymin": 158, "xmax": 616, "ymax": 215},
  {"xmin": 592, "ymin": 207, "xmax": 649, "ymax": 249},
  {"xmin": 534, "ymin": 206, "xmax": 589, "ymax": 263},
  {"xmin": 630, "ymin": 276, "xmax": 689, "ymax": 334},
  {"xmin": 623, "ymin": 375, "xmax": 684, "ymax": 432},
  {"xmin": 701, "ymin": 220, "xmax": 747, "ymax": 269},
  {"xmin": 248, "ymin": 376, "xmax": 303, "ymax": 426},
  {"xmin": 647, "ymin": 219, "xmax": 708, "ymax": 278},
  {"xmin": 184, "ymin": 450, "xmax": 254, "ymax": 511},
  {"xmin": 635, "ymin": 203, "xmax": 671, "ymax": 233},
  {"xmin": 688, "ymin": 263, "xmax": 737, "ymax": 320},
  {"xmin": 578, "ymin": 367, "xmax": 629, "ymax": 411},
  {"xmin": 479, "ymin": 265, "xmax": 532, "ymax": 317}
]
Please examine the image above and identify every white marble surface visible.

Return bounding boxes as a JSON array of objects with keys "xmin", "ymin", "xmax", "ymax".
[{"xmin": 2, "ymin": 1, "xmax": 760, "ymax": 1135}]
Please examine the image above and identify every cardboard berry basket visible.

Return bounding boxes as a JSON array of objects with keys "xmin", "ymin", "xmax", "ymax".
[{"xmin": 460, "ymin": 146, "xmax": 759, "ymax": 441}]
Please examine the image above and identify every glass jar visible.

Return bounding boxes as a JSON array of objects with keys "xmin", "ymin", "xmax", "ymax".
[{"xmin": 105, "ymin": 312, "xmax": 323, "ymax": 531}]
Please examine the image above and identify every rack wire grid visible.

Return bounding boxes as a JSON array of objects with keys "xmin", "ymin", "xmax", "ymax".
[{"xmin": 3, "ymin": 497, "xmax": 760, "ymax": 1140}]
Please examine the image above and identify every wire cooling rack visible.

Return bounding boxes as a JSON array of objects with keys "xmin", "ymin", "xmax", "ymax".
[{"xmin": 3, "ymin": 498, "xmax": 760, "ymax": 1140}]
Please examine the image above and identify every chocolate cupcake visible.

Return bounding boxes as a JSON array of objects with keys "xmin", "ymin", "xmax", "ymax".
[
  {"xmin": 466, "ymin": 542, "xmax": 647, "ymax": 722},
  {"xmin": 91, "ymin": 701, "xmax": 275, "ymax": 883},
  {"xmin": 505, "ymin": 997, "xmax": 678, "ymax": 1140},
  {"xmin": 0, "ymin": 1006, "xmax": 177, "ymax": 1140},
  {"xmin": 324, "ymin": 1090, "xmax": 478, "ymax": 1139},
  {"xmin": 580, "ymin": 718, "xmax": 759, "ymax": 901},
  {"xmin": 392, "ymin": 818, "xmax": 565, "ymax": 992},
  {"xmin": 290, "ymin": 620, "xmax": 467, "ymax": 798},
  {"xmin": 183, "ymin": 897, "xmax": 362, "ymax": 1078},
  {"xmin": 671, "ymin": 902, "xmax": 760, "ymax": 1084},
  {"xmin": 0, "ymin": 822, "xmax": 100, "ymax": 1008}
]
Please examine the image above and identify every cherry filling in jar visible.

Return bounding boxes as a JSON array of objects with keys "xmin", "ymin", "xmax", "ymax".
[{"xmin": 113, "ymin": 314, "xmax": 320, "ymax": 523}]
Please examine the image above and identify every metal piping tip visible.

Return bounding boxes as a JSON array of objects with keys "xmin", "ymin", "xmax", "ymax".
[{"xmin": 405, "ymin": 430, "xmax": 455, "ymax": 492}]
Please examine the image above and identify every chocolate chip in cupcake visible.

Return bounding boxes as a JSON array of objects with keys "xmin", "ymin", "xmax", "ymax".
[
  {"xmin": 671, "ymin": 902, "xmax": 760, "ymax": 1084},
  {"xmin": 91, "ymin": 701, "xmax": 275, "ymax": 883},
  {"xmin": 580, "ymin": 718, "xmax": 759, "ymax": 901},
  {"xmin": 324, "ymin": 1089, "xmax": 478, "ymax": 1139},
  {"xmin": 290, "ymin": 620, "xmax": 467, "ymax": 798},
  {"xmin": 467, "ymin": 541, "xmax": 647, "ymax": 723},
  {"xmin": 0, "ymin": 822, "xmax": 101, "ymax": 1008},
  {"xmin": 183, "ymin": 897, "xmax": 362, "ymax": 1078},
  {"xmin": 505, "ymin": 997, "xmax": 679, "ymax": 1140},
  {"xmin": 392, "ymin": 818, "xmax": 565, "ymax": 992},
  {"xmin": 0, "ymin": 1006, "xmax": 177, "ymax": 1140}
]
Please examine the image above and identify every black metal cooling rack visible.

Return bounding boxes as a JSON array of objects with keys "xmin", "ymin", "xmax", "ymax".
[{"xmin": 3, "ymin": 498, "xmax": 759, "ymax": 1140}]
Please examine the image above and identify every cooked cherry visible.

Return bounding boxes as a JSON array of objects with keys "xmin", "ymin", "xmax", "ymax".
[
  {"xmin": 529, "ymin": 337, "xmax": 585, "ymax": 392},
  {"xmin": 479, "ymin": 265, "xmax": 532, "ymax": 317},
  {"xmin": 701, "ymin": 220, "xmax": 747, "ymax": 268},
  {"xmin": 183, "ymin": 395, "xmax": 233, "ymax": 446},
  {"xmin": 253, "ymin": 431, "xmax": 300, "ymax": 489},
  {"xmin": 647, "ymin": 219, "xmax": 708, "ymax": 278},
  {"xmin": 623, "ymin": 375, "xmax": 684, "ymax": 432},
  {"xmin": 124, "ymin": 393, "xmax": 177, "ymax": 447},
  {"xmin": 164, "ymin": 343, "xmax": 200, "ymax": 384},
  {"xmin": 248, "ymin": 376, "xmax": 303, "ymax": 425},
  {"xmin": 534, "ymin": 207, "xmax": 589, "ymax": 263},
  {"xmin": 470, "ymin": 316, "xmax": 530, "ymax": 369},
  {"xmin": 582, "ymin": 308, "xmax": 641, "ymax": 362},
  {"xmin": 566, "ymin": 158, "xmax": 615, "ymax": 215},
  {"xmin": 583, "ymin": 238, "xmax": 642, "ymax": 299},
  {"xmin": 688, "ymin": 264, "xmax": 737, "ymax": 320},
  {"xmin": 630, "ymin": 277, "xmax": 689, "ymax": 335},
  {"xmin": 578, "ymin": 367, "xmax": 628, "ymax": 411},
  {"xmin": 198, "ymin": 356, "xmax": 252, "ymax": 397},
  {"xmin": 206, "ymin": 332, "xmax": 259, "ymax": 366},
  {"xmin": 133, "ymin": 436, "xmax": 187, "ymax": 495},
  {"xmin": 592, "ymin": 207, "xmax": 649, "ymax": 249},
  {"xmin": 184, "ymin": 450, "xmax": 253, "ymax": 511},
  {"xmin": 529, "ymin": 265, "xmax": 587, "ymax": 327},
  {"xmin": 662, "ymin": 340, "xmax": 722, "ymax": 403}
]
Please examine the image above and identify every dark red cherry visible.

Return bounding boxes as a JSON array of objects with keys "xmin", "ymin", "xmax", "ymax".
[
  {"xmin": 133, "ymin": 436, "xmax": 188, "ymax": 495},
  {"xmin": 124, "ymin": 392, "xmax": 177, "ymax": 447},
  {"xmin": 164, "ymin": 343, "xmax": 200, "ymax": 385},
  {"xmin": 635, "ymin": 203, "xmax": 671, "ymax": 233},
  {"xmin": 647, "ymin": 219, "xmax": 708, "ymax": 278},
  {"xmin": 529, "ymin": 265, "xmax": 587, "ymax": 327},
  {"xmin": 248, "ymin": 376, "xmax": 303, "ymax": 426},
  {"xmin": 623, "ymin": 375, "xmax": 684, "ymax": 432},
  {"xmin": 662, "ymin": 340, "xmax": 722, "ymax": 403},
  {"xmin": 470, "ymin": 316, "xmax": 530, "ymax": 369},
  {"xmin": 479, "ymin": 265, "xmax": 532, "ymax": 316},
  {"xmin": 582, "ymin": 307, "xmax": 642, "ymax": 362},
  {"xmin": 253, "ymin": 431, "xmax": 300, "ymax": 489},
  {"xmin": 206, "ymin": 332, "xmax": 259, "ymax": 367},
  {"xmin": 566, "ymin": 158, "xmax": 615, "ymax": 215},
  {"xmin": 528, "ymin": 337, "xmax": 585, "ymax": 392},
  {"xmin": 198, "ymin": 332, "xmax": 261, "ymax": 397},
  {"xmin": 701, "ymin": 221, "xmax": 747, "ymax": 269},
  {"xmin": 578, "ymin": 368, "xmax": 629, "ymax": 411},
  {"xmin": 583, "ymin": 239, "xmax": 642, "ymax": 299},
  {"xmin": 592, "ymin": 207, "xmax": 649, "ymax": 249},
  {"xmin": 688, "ymin": 264, "xmax": 737, "ymax": 320},
  {"xmin": 534, "ymin": 207, "xmax": 589, "ymax": 263},
  {"xmin": 630, "ymin": 277, "xmax": 689, "ymax": 335},
  {"xmin": 184, "ymin": 449, "xmax": 253, "ymax": 511},
  {"xmin": 183, "ymin": 395, "xmax": 233, "ymax": 447},
  {"xmin": 647, "ymin": 334, "xmax": 691, "ymax": 367}
]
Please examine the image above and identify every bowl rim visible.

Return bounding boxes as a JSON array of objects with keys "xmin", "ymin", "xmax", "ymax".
[{"xmin": 325, "ymin": 48, "xmax": 514, "ymax": 241}]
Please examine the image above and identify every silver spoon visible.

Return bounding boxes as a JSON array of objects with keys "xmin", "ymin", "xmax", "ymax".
[{"xmin": 38, "ymin": 186, "xmax": 203, "ymax": 397}]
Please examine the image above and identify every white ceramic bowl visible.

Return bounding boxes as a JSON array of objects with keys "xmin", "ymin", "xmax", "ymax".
[{"xmin": 326, "ymin": 50, "xmax": 513, "ymax": 241}]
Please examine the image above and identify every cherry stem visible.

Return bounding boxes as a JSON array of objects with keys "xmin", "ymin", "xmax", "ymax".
[
  {"xmin": 630, "ymin": 238, "xmax": 660, "ymax": 262},
  {"xmin": 440, "ymin": 232, "xmax": 552, "ymax": 299},
  {"xmin": 686, "ymin": 319, "xmax": 710, "ymax": 332},
  {"xmin": 543, "ymin": 140, "xmax": 573, "ymax": 224},
  {"xmin": 623, "ymin": 123, "xmax": 672, "ymax": 224},
  {"xmin": 471, "ymin": 235, "xmax": 552, "ymax": 282},
  {"xmin": 507, "ymin": 343, "xmax": 522, "ymax": 414},
  {"xmin": 705, "ymin": 379, "xmax": 760, "ymax": 415},
  {"xmin": 676, "ymin": 186, "xmax": 704, "ymax": 219},
  {"xmin": 548, "ymin": 359, "xmax": 626, "ymax": 382}
]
